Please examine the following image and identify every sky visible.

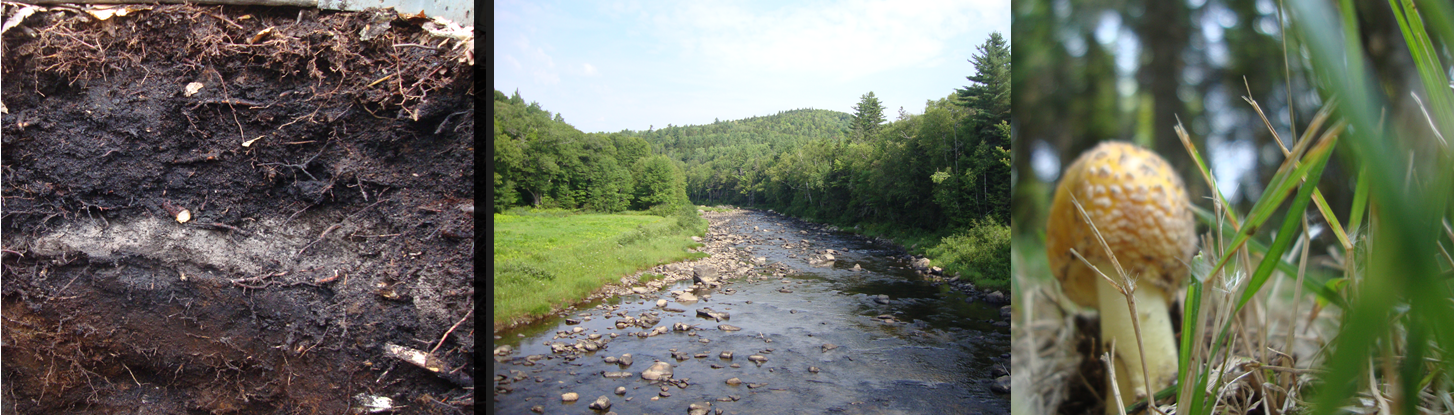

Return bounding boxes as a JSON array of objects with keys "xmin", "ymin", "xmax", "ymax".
[{"xmin": 494, "ymin": 0, "xmax": 1010, "ymax": 134}]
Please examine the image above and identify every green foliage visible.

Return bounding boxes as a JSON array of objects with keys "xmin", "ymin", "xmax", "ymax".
[
  {"xmin": 851, "ymin": 91, "xmax": 887, "ymax": 141},
  {"xmin": 493, "ymin": 90, "xmax": 686, "ymax": 214},
  {"xmin": 925, "ymin": 218, "xmax": 1011, "ymax": 289}
]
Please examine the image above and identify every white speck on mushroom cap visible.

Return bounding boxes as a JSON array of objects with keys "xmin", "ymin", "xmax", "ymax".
[{"xmin": 1046, "ymin": 141, "xmax": 1197, "ymax": 308}]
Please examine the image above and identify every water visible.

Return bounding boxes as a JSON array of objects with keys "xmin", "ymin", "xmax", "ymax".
[{"xmin": 492, "ymin": 209, "xmax": 1010, "ymax": 414}]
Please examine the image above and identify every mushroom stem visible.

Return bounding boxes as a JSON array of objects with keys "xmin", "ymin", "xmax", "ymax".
[{"xmin": 1097, "ymin": 269, "xmax": 1177, "ymax": 414}]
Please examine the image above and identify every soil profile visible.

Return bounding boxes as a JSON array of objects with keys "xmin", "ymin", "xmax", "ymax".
[{"xmin": 2, "ymin": 3, "xmax": 475, "ymax": 413}]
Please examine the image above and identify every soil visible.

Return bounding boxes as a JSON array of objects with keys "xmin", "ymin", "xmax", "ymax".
[{"xmin": 2, "ymin": 4, "xmax": 475, "ymax": 414}]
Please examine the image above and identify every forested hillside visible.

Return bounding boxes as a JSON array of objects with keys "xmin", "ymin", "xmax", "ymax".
[
  {"xmin": 645, "ymin": 33, "xmax": 1010, "ymax": 234},
  {"xmin": 492, "ymin": 91, "xmax": 690, "ymax": 215}
]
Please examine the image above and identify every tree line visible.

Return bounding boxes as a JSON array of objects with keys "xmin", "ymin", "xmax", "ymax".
[{"xmin": 493, "ymin": 90, "xmax": 690, "ymax": 214}]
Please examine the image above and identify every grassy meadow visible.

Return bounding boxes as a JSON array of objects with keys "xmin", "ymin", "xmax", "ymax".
[{"xmin": 492, "ymin": 208, "xmax": 708, "ymax": 329}]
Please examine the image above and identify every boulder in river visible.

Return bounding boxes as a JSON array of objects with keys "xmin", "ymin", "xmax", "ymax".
[
  {"xmin": 589, "ymin": 395, "xmax": 611, "ymax": 410},
  {"xmin": 985, "ymin": 290, "xmax": 1008, "ymax": 305},
  {"xmin": 689, "ymin": 401, "xmax": 712, "ymax": 415},
  {"xmin": 718, "ymin": 324, "xmax": 741, "ymax": 331},
  {"xmin": 641, "ymin": 361, "xmax": 673, "ymax": 380},
  {"xmin": 561, "ymin": 392, "xmax": 579, "ymax": 402}
]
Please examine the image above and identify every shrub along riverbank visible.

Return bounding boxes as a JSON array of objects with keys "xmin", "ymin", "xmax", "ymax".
[
  {"xmin": 492, "ymin": 206, "xmax": 707, "ymax": 330},
  {"xmin": 807, "ymin": 213, "xmax": 1010, "ymax": 291}
]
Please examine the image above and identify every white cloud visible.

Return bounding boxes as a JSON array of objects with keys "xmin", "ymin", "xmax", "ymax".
[
  {"xmin": 504, "ymin": 54, "xmax": 522, "ymax": 70},
  {"xmin": 584, "ymin": 63, "xmax": 598, "ymax": 76},
  {"xmin": 650, "ymin": 0, "xmax": 1005, "ymax": 81}
]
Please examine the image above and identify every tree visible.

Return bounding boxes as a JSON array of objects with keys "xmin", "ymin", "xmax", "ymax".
[
  {"xmin": 850, "ymin": 92, "xmax": 886, "ymax": 142},
  {"xmin": 957, "ymin": 31, "xmax": 1010, "ymax": 148},
  {"xmin": 632, "ymin": 155, "xmax": 687, "ymax": 209}
]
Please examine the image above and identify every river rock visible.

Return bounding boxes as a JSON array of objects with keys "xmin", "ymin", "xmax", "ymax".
[
  {"xmin": 991, "ymin": 375, "xmax": 1011, "ymax": 394},
  {"xmin": 753, "ymin": 257, "xmax": 766, "ymax": 265},
  {"xmin": 693, "ymin": 265, "xmax": 720, "ymax": 287},
  {"xmin": 602, "ymin": 371, "xmax": 632, "ymax": 378},
  {"xmin": 696, "ymin": 308, "xmax": 729, "ymax": 322},
  {"xmin": 874, "ymin": 294, "xmax": 891, "ymax": 304},
  {"xmin": 615, "ymin": 386, "xmax": 626, "ymax": 395},
  {"xmin": 912, "ymin": 257, "xmax": 932, "ymax": 270},
  {"xmin": 672, "ymin": 351, "xmax": 692, "ymax": 361},
  {"xmin": 823, "ymin": 254, "xmax": 835, "ymax": 261},
  {"xmin": 674, "ymin": 322, "xmax": 693, "ymax": 331},
  {"xmin": 633, "ymin": 287, "xmax": 648, "ymax": 294},
  {"xmin": 561, "ymin": 392, "xmax": 579, "ymax": 402},
  {"xmin": 676, "ymin": 291, "xmax": 698, "ymax": 303},
  {"xmin": 689, "ymin": 402, "xmax": 712, "ymax": 415},
  {"xmin": 747, "ymin": 355, "xmax": 767, "ymax": 364},
  {"xmin": 718, "ymin": 324, "xmax": 741, "ymax": 331},
  {"xmin": 589, "ymin": 395, "xmax": 611, "ymax": 410},
  {"xmin": 641, "ymin": 362, "xmax": 673, "ymax": 380},
  {"xmin": 821, "ymin": 343, "xmax": 838, "ymax": 352},
  {"xmin": 720, "ymin": 351, "xmax": 733, "ymax": 359},
  {"xmin": 657, "ymin": 299, "xmax": 668, "ymax": 308},
  {"xmin": 852, "ymin": 263, "xmax": 861, "ymax": 271},
  {"xmin": 931, "ymin": 266, "xmax": 943, "ymax": 275},
  {"xmin": 725, "ymin": 377, "xmax": 741, "ymax": 385},
  {"xmin": 808, "ymin": 366, "xmax": 820, "ymax": 374},
  {"xmin": 493, "ymin": 344, "xmax": 513, "ymax": 356},
  {"xmin": 604, "ymin": 356, "xmax": 618, "ymax": 363},
  {"xmin": 619, "ymin": 354, "xmax": 633, "ymax": 367},
  {"xmin": 985, "ymin": 291, "xmax": 1008, "ymax": 305}
]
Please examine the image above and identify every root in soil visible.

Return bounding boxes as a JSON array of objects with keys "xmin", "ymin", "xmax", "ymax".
[{"xmin": 2, "ymin": 3, "xmax": 475, "ymax": 414}]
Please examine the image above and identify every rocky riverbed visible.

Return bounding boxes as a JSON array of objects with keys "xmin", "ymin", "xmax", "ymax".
[{"xmin": 492, "ymin": 208, "xmax": 1011, "ymax": 414}]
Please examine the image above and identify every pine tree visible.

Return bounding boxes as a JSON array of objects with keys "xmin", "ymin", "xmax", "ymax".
[{"xmin": 850, "ymin": 92, "xmax": 886, "ymax": 141}]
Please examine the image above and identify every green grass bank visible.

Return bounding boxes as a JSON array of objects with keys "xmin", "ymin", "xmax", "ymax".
[{"xmin": 492, "ymin": 207, "xmax": 708, "ymax": 330}]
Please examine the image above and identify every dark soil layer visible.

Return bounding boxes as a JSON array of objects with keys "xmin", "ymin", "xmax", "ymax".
[{"xmin": 2, "ymin": 4, "xmax": 475, "ymax": 414}]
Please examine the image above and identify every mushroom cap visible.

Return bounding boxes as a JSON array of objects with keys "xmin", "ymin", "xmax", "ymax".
[{"xmin": 1045, "ymin": 141, "xmax": 1196, "ymax": 308}]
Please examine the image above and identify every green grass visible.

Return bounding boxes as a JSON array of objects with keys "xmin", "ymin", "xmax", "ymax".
[{"xmin": 493, "ymin": 208, "xmax": 708, "ymax": 328}]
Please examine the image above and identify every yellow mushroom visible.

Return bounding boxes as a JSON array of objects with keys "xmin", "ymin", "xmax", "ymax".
[{"xmin": 1045, "ymin": 141, "xmax": 1196, "ymax": 413}]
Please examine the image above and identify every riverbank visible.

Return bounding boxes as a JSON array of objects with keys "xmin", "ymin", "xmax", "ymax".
[
  {"xmin": 746, "ymin": 208, "xmax": 1012, "ymax": 292},
  {"xmin": 493, "ymin": 208, "xmax": 709, "ymax": 330}
]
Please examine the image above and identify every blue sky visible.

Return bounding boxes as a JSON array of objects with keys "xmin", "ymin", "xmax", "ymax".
[{"xmin": 494, "ymin": 0, "xmax": 1010, "ymax": 134}]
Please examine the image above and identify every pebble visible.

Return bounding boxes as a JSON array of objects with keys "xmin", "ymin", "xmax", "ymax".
[
  {"xmin": 615, "ymin": 386, "xmax": 626, "ymax": 395},
  {"xmin": 657, "ymin": 299, "xmax": 668, "ymax": 308},
  {"xmin": 718, "ymin": 324, "xmax": 741, "ymax": 331},
  {"xmin": 748, "ymin": 355, "xmax": 767, "ymax": 364},
  {"xmin": 561, "ymin": 392, "xmax": 579, "ymax": 402},
  {"xmin": 688, "ymin": 402, "xmax": 712, "ymax": 415},
  {"xmin": 719, "ymin": 351, "xmax": 733, "ymax": 359},
  {"xmin": 821, "ymin": 343, "xmax": 838, "ymax": 352},
  {"xmin": 725, "ymin": 377, "xmax": 742, "ymax": 385}
]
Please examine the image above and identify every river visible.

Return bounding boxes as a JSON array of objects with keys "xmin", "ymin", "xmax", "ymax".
[{"xmin": 492, "ymin": 208, "xmax": 1011, "ymax": 414}]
